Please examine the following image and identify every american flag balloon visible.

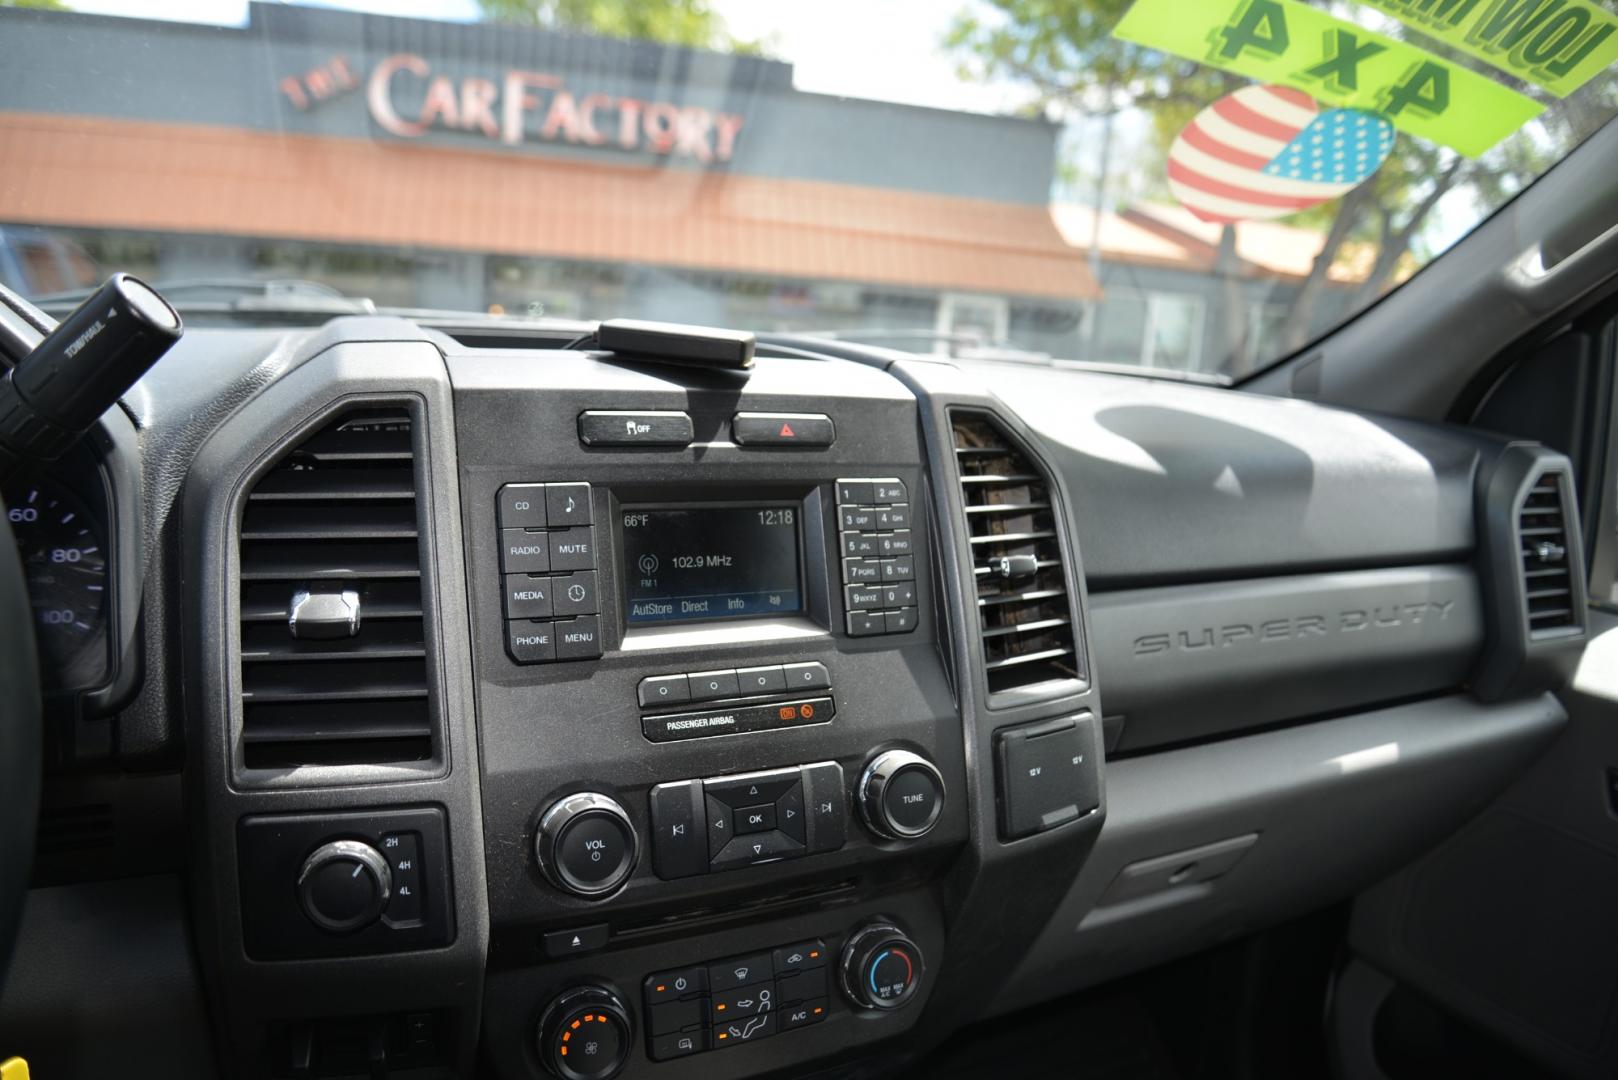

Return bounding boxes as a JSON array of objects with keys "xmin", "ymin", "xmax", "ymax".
[{"xmin": 1167, "ymin": 84, "xmax": 1395, "ymax": 224}]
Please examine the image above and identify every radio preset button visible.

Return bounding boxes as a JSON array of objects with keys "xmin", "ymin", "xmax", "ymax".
[
  {"xmin": 551, "ymin": 570, "xmax": 599, "ymax": 617},
  {"xmin": 504, "ymin": 574, "xmax": 553, "ymax": 619},
  {"xmin": 545, "ymin": 482, "xmax": 592, "ymax": 526},
  {"xmin": 836, "ymin": 480, "xmax": 873, "ymax": 505},
  {"xmin": 638, "ymin": 675, "xmax": 692, "ymax": 708},
  {"xmin": 500, "ymin": 529, "xmax": 551, "ymax": 574},
  {"xmin": 689, "ymin": 669, "xmax": 741, "ymax": 701},
  {"xmin": 872, "ymin": 479, "xmax": 907, "ymax": 503},
  {"xmin": 497, "ymin": 483, "xmax": 548, "ymax": 529},
  {"xmin": 781, "ymin": 662, "xmax": 830, "ymax": 691},
  {"xmin": 735, "ymin": 665, "xmax": 787, "ymax": 695}
]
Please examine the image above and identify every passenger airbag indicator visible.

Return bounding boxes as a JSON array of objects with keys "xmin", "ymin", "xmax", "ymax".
[{"xmin": 642, "ymin": 697, "xmax": 834, "ymax": 743}]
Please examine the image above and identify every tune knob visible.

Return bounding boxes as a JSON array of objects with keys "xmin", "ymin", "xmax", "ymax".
[
  {"xmin": 537, "ymin": 985, "xmax": 633, "ymax": 1080},
  {"xmin": 297, "ymin": 839, "xmax": 392, "ymax": 933},
  {"xmin": 840, "ymin": 921, "xmax": 924, "ymax": 1011},
  {"xmin": 858, "ymin": 750, "xmax": 945, "ymax": 840},
  {"xmin": 535, "ymin": 792, "xmax": 639, "ymax": 898}
]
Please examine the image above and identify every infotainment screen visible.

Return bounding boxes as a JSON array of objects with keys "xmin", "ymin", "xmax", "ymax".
[{"xmin": 621, "ymin": 505, "xmax": 804, "ymax": 625}]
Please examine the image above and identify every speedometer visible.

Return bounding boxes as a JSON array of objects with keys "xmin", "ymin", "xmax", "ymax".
[{"xmin": 4, "ymin": 479, "xmax": 108, "ymax": 676}]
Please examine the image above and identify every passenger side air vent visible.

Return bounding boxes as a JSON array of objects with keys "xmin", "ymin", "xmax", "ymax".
[
  {"xmin": 236, "ymin": 408, "xmax": 435, "ymax": 770},
  {"xmin": 1519, "ymin": 471, "xmax": 1578, "ymax": 635},
  {"xmin": 950, "ymin": 410, "xmax": 1082, "ymax": 694}
]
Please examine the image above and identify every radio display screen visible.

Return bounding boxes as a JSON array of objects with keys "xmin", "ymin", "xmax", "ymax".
[{"xmin": 622, "ymin": 505, "xmax": 803, "ymax": 625}]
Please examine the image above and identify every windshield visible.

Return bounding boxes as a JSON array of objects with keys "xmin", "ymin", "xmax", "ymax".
[{"xmin": 2, "ymin": 0, "xmax": 1614, "ymax": 381}]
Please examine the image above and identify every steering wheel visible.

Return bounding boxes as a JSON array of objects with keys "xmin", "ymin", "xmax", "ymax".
[{"xmin": 0, "ymin": 494, "xmax": 41, "ymax": 991}]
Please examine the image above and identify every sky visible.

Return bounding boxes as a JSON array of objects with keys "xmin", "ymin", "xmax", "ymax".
[{"xmin": 61, "ymin": 0, "xmax": 1030, "ymax": 115}]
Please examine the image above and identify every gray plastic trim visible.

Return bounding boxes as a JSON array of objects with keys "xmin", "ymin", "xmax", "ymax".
[
  {"xmin": 1092, "ymin": 564, "xmax": 1484, "ymax": 752},
  {"xmin": 990, "ymin": 692, "xmax": 1565, "ymax": 1016}
]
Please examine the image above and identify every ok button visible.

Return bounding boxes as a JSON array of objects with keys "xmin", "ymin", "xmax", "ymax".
[{"xmin": 735, "ymin": 803, "xmax": 777, "ymax": 835}]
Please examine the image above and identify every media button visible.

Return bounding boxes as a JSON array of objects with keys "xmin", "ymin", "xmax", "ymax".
[
  {"xmin": 545, "ymin": 482, "xmax": 592, "ymax": 526},
  {"xmin": 638, "ymin": 674, "xmax": 691, "ymax": 708},
  {"xmin": 736, "ymin": 665, "xmax": 787, "ymax": 695},
  {"xmin": 781, "ymin": 662, "xmax": 830, "ymax": 691},
  {"xmin": 504, "ymin": 574, "xmax": 553, "ymax": 619},
  {"xmin": 500, "ymin": 528, "xmax": 551, "ymax": 574},
  {"xmin": 551, "ymin": 570, "xmax": 599, "ymax": 617},
  {"xmin": 548, "ymin": 527, "xmax": 596, "ymax": 572},
  {"xmin": 506, "ymin": 620, "xmax": 555, "ymax": 663},
  {"xmin": 689, "ymin": 669, "xmax": 741, "ymax": 701},
  {"xmin": 554, "ymin": 615, "xmax": 602, "ymax": 660},
  {"xmin": 497, "ymin": 483, "xmax": 547, "ymax": 528}
]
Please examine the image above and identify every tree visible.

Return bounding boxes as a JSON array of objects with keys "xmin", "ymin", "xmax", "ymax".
[
  {"xmin": 477, "ymin": 0, "xmax": 763, "ymax": 53},
  {"xmin": 1, "ymin": 0, "xmax": 69, "ymax": 8}
]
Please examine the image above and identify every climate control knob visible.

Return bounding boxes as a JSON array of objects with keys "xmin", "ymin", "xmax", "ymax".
[
  {"xmin": 535, "ymin": 792, "xmax": 639, "ymax": 898},
  {"xmin": 297, "ymin": 839, "xmax": 392, "ymax": 933},
  {"xmin": 537, "ymin": 985, "xmax": 632, "ymax": 1080},
  {"xmin": 858, "ymin": 750, "xmax": 945, "ymax": 839},
  {"xmin": 840, "ymin": 921, "xmax": 924, "ymax": 1011}
]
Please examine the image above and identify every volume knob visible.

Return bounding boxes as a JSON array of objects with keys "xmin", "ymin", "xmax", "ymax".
[{"xmin": 535, "ymin": 792, "xmax": 639, "ymax": 898}]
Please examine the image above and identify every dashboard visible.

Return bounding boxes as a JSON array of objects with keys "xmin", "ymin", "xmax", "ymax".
[{"xmin": 0, "ymin": 314, "xmax": 1589, "ymax": 1080}]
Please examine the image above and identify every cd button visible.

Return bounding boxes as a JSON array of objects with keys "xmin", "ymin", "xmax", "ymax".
[
  {"xmin": 689, "ymin": 669, "xmax": 741, "ymax": 701},
  {"xmin": 735, "ymin": 665, "xmax": 786, "ymax": 695},
  {"xmin": 497, "ymin": 483, "xmax": 547, "ymax": 528}
]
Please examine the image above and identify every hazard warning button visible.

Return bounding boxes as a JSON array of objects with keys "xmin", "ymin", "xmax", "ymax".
[{"xmin": 731, "ymin": 412, "xmax": 835, "ymax": 448}]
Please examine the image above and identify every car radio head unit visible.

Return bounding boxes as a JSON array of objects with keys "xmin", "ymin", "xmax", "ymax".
[{"xmin": 621, "ymin": 503, "xmax": 804, "ymax": 626}]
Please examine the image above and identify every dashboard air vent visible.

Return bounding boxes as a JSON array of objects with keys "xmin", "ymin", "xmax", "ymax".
[
  {"xmin": 236, "ymin": 408, "xmax": 434, "ymax": 770},
  {"xmin": 1519, "ymin": 472, "xmax": 1577, "ymax": 635},
  {"xmin": 950, "ymin": 411, "xmax": 1081, "ymax": 694}
]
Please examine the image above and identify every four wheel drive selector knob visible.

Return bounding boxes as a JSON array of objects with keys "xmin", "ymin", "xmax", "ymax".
[
  {"xmin": 535, "ymin": 792, "xmax": 640, "ymax": 898},
  {"xmin": 537, "ymin": 985, "xmax": 633, "ymax": 1080},
  {"xmin": 858, "ymin": 749, "xmax": 946, "ymax": 840},
  {"xmin": 840, "ymin": 921, "xmax": 924, "ymax": 1011},
  {"xmin": 297, "ymin": 839, "xmax": 392, "ymax": 933}
]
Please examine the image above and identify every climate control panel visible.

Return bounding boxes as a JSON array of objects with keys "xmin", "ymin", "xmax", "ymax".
[{"xmin": 642, "ymin": 937, "xmax": 832, "ymax": 1061}]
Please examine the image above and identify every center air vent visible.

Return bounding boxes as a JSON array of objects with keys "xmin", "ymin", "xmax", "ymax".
[
  {"xmin": 1519, "ymin": 471, "xmax": 1578, "ymax": 636},
  {"xmin": 950, "ymin": 410, "xmax": 1082, "ymax": 694},
  {"xmin": 236, "ymin": 408, "xmax": 435, "ymax": 770}
]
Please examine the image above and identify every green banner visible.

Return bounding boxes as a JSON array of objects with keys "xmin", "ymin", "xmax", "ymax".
[
  {"xmin": 1356, "ymin": 0, "xmax": 1618, "ymax": 98},
  {"xmin": 1114, "ymin": 0, "xmax": 1545, "ymax": 157}
]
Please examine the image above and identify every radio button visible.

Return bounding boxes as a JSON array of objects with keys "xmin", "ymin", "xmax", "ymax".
[
  {"xmin": 552, "ymin": 570, "xmax": 599, "ymax": 617},
  {"xmin": 638, "ymin": 675, "xmax": 691, "ymax": 708},
  {"xmin": 504, "ymin": 574, "xmax": 553, "ymax": 619},
  {"xmin": 847, "ymin": 611, "xmax": 885, "ymax": 637},
  {"xmin": 836, "ymin": 480, "xmax": 873, "ymax": 506},
  {"xmin": 842, "ymin": 532, "xmax": 880, "ymax": 558},
  {"xmin": 885, "ymin": 608, "xmax": 918, "ymax": 635},
  {"xmin": 689, "ymin": 669, "xmax": 741, "ymax": 701},
  {"xmin": 554, "ymin": 615, "xmax": 602, "ymax": 660},
  {"xmin": 500, "ymin": 528, "xmax": 551, "ymax": 574},
  {"xmin": 872, "ymin": 479, "xmax": 908, "ymax": 503},
  {"xmin": 781, "ymin": 662, "xmax": 830, "ymax": 691},
  {"xmin": 497, "ymin": 483, "xmax": 547, "ymax": 529},
  {"xmin": 842, "ymin": 558, "xmax": 882, "ymax": 585},
  {"xmin": 507, "ymin": 620, "xmax": 556, "ymax": 663},
  {"xmin": 545, "ymin": 482, "xmax": 592, "ymax": 526},
  {"xmin": 548, "ymin": 527, "xmax": 596, "ymax": 572},
  {"xmin": 735, "ymin": 665, "xmax": 786, "ymax": 695}
]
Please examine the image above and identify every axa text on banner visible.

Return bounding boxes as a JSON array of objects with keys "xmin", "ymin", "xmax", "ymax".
[
  {"xmin": 1113, "ymin": 0, "xmax": 1545, "ymax": 156},
  {"xmin": 1354, "ymin": 0, "xmax": 1618, "ymax": 99}
]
